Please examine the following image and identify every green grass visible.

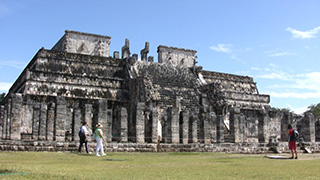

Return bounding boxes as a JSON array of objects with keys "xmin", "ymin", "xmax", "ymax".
[{"xmin": 1, "ymin": 152, "xmax": 320, "ymax": 180}]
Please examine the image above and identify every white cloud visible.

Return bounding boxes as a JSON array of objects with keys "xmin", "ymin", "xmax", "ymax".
[
  {"xmin": 252, "ymin": 64, "xmax": 320, "ymax": 101},
  {"xmin": 268, "ymin": 52, "xmax": 296, "ymax": 57},
  {"xmin": 210, "ymin": 44, "xmax": 232, "ymax": 53},
  {"xmin": 286, "ymin": 104, "xmax": 308, "ymax": 115},
  {"xmin": 286, "ymin": 26, "xmax": 320, "ymax": 39},
  {"xmin": 0, "ymin": 82, "xmax": 12, "ymax": 91},
  {"xmin": 0, "ymin": 60, "xmax": 26, "ymax": 69}
]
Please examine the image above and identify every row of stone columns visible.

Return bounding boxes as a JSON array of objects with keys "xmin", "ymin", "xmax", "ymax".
[{"xmin": 5, "ymin": 94, "xmax": 314, "ymax": 144}]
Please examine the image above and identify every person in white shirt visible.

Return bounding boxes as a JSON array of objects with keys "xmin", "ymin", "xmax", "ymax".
[{"xmin": 78, "ymin": 121, "xmax": 91, "ymax": 154}]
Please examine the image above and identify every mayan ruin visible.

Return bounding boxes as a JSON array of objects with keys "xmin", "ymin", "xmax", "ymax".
[{"xmin": 0, "ymin": 30, "xmax": 319, "ymax": 153}]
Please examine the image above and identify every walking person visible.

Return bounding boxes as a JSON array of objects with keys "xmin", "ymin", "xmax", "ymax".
[
  {"xmin": 287, "ymin": 124, "xmax": 298, "ymax": 159},
  {"xmin": 78, "ymin": 121, "xmax": 91, "ymax": 154},
  {"xmin": 95, "ymin": 123, "xmax": 106, "ymax": 156}
]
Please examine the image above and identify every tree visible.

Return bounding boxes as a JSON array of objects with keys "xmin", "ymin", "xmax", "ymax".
[
  {"xmin": 0, "ymin": 93, "xmax": 5, "ymax": 103},
  {"xmin": 304, "ymin": 103, "xmax": 320, "ymax": 118}
]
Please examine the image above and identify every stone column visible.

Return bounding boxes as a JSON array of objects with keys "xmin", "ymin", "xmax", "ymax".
[
  {"xmin": 181, "ymin": 111, "xmax": 189, "ymax": 144},
  {"xmin": 217, "ymin": 115, "xmax": 225, "ymax": 143},
  {"xmin": 38, "ymin": 103, "xmax": 47, "ymax": 140},
  {"xmin": 280, "ymin": 112, "xmax": 291, "ymax": 141},
  {"xmin": 5, "ymin": 98, "xmax": 11, "ymax": 139},
  {"xmin": 258, "ymin": 109, "xmax": 269, "ymax": 143},
  {"xmin": 169, "ymin": 107, "xmax": 179, "ymax": 144},
  {"xmin": 119, "ymin": 107, "xmax": 128, "ymax": 142},
  {"xmin": 0, "ymin": 105, "xmax": 4, "ymax": 139},
  {"xmin": 230, "ymin": 107, "xmax": 241, "ymax": 143},
  {"xmin": 10, "ymin": 93, "xmax": 23, "ymax": 140},
  {"xmin": 47, "ymin": 103, "xmax": 55, "ymax": 141},
  {"xmin": 55, "ymin": 96, "xmax": 67, "ymax": 141},
  {"xmin": 240, "ymin": 114, "xmax": 246, "ymax": 142},
  {"xmin": 191, "ymin": 114, "xmax": 198, "ymax": 143},
  {"xmin": 85, "ymin": 104, "xmax": 93, "ymax": 140},
  {"xmin": 203, "ymin": 111, "xmax": 211, "ymax": 144},
  {"xmin": 73, "ymin": 106, "xmax": 82, "ymax": 142},
  {"xmin": 210, "ymin": 112, "xmax": 217, "ymax": 143},
  {"xmin": 106, "ymin": 109, "xmax": 113, "ymax": 143},
  {"xmin": 136, "ymin": 102, "xmax": 145, "ymax": 143},
  {"xmin": 32, "ymin": 104, "xmax": 40, "ymax": 140},
  {"xmin": 300, "ymin": 113, "xmax": 315, "ymax": 142},
  {"xmin": 98, "ymin": 99, "xmax": 108, "ymax": 141},
  {"xmin": 151, "ymin": 108, "xmax": 159, "ymax": 143}
]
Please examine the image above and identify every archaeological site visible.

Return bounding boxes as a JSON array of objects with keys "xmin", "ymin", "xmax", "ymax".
[{"xmin": 0, "ymin": 30, "xmax": 319, "ymax": 153}]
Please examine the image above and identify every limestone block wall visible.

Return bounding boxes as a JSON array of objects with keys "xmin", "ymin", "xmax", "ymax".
[
  {"xmin": 52, "ymin": 30, "xmax": 111, "ymax": 57},
  {"xmin": 23, "ymin": 49, "xmax": 127, "ymax": 101},
  {"xmin": 157, "ymin": 45, "xmax": 197, "ymax": 68}
]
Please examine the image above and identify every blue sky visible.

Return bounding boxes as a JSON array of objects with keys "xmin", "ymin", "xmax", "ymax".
[{"xmin": 0, "ymin": 0, "xmax": 319, "ymax": 114}]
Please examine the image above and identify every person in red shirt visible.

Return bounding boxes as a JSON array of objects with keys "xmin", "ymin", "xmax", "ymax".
[{"xmin": 287, "ymin": 124, "xmax": 298, "ymax": 159}]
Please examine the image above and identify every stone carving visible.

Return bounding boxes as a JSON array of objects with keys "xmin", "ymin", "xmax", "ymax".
[
  {"xmin": 122, "ymin": 38, "xmax": 130, "ymax": 59},
  {"xmin": 140, "ymin": 42, "xmax": 149, "ymax": 61}
]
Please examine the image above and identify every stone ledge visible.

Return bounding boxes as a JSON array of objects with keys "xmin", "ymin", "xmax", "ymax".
[{"xmin": 1, "ymin": 140, "xmax": 320, "ymax": 154}]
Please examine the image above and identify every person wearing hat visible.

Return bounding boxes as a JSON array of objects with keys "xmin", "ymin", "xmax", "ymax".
[{"xmin": 94, "ymin": 123, "xmax": 106, "ymax": 156}]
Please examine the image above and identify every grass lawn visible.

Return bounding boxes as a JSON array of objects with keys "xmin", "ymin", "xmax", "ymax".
[{"xmin": 1, "ymin": 151, "xmax": 320, "ymax": 180}]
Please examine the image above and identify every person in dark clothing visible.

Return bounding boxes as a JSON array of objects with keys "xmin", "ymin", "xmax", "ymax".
[{"xmin": 78, "ymin": 121, "xmax": 91, "ymax": 154}]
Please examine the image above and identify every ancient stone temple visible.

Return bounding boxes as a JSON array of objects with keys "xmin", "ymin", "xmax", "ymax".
[{"xmin": 0, "ymin": 30, "xmax": 319, "ymax": 152}]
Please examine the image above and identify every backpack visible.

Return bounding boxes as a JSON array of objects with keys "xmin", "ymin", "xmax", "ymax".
[
  {"xmin": 291, "ymin": 129, "xmax": 299, "ymax": 141},
  {"xmin": 78, "ymin": 129, "xmax": 85, "ymax": 138}
]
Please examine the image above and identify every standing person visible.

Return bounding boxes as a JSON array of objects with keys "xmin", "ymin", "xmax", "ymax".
[
  {"xmin": 287, "ymin": 124, "xmax": 298, "ymax": 159},
  {"xmin": 95, "ymin": 123, "xmax": 106, "ymax": 156},
  {"xmin": 78, "ymin": 121, "xmax": 91, "ymax": 154}
]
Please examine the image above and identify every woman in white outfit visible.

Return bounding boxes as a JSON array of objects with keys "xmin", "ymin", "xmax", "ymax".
[{"xmin": 94, "ymin": 123, "xmax": 106, "ymax": 156}]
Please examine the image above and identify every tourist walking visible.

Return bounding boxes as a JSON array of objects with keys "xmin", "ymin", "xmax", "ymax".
[
  {"xmin": 287, "ymin": 124, "xmax": 298, "ymax": 159},
  {"xmin": 78, "ymin": 121, "xmax": 91, "ymax": 154},
  {"xmin": 95, "ymin": 123, "xmax": 106, "ymax": 156}
]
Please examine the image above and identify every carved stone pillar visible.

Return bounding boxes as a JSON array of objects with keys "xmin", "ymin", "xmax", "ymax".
[
  {"xmin": 55, "ymin": 96, "xmax": 67, "ymax": 141},
  {"xmin": 140, "ymin": 42, "xmax": 149, "ymax": 61},
  {"xmin": 0, "ymin": 105, "xmax": 4, "ymax": 139},
  {"xmin": 5, "ymin": 98, "xmax": 11, "ymax": 139},
  {"xmin": 258, "ymin": 109, "xmax": 269, "ymax": 143},
  {"xmin": 203, "ymin": 111, "xmax": 211, "ymax": 144},
  {"xmin": 191, "ymin": 114, "xmax": 198, "ymax": 143},
  {"xmin": 38, "ymin": 103, "xmax": 47, "ymax": 140},
  {"xmin": 98, "ymin": 99, "xmax": 108, "ymax": 141},
  {"xmin": 280, "ymin": 112, "xmax": 291, "ymax": 141},
  {"xmin": 85, "ymin": 104, "xmax": 93, "ymax": 141},
  {"xmin": 47, "ymin": 103, "xmax": 55, "ymax": 141},
  {"xmin": 106, "ymin": 109, "xmax": 113, "ymax": 143},
  {"xmin": 73, "ymin": 106, "xmax": 82, "ymax": 142},
  {"xmin": 121, "ymin": 38, "xmax": 130, "ymax": 59},
  {"xmin": 299, "ymin": 113, "xmax": 315, "ymax": 142},
  {"xmin": 217, "ymin": 115, "xmax": 225, "ymax": 143},
  {"xmin": 181, "ymin": 111, "xmax": 189, "ymax": 144},
  {"xmin": 169, "ymin": 107, "xmax": 179, "ymax": 144},
  {"xmin": 136, "ymin": 102, "xmax": 145, "ymax": 143},
  {"xmin": 32, "ymin": 104, "xmax": 40, "ymax": 140},
  {"xmin": 10, "ymin": 93, "xmax": 23, "ymax": 140},
  {"xmin": 119, "ymin": 107, "xmax": 128, "ymax": 142},
  {"xmin": 210, "ymin": 111, "xmax": 217, "ymax": 143},
  {"xmin": 151, "ymin": 108, "xmax": 159, "ymax": 143},
  {"xmin": 230, "ymin": 107, "xmax": 241, "ymax": 143}
]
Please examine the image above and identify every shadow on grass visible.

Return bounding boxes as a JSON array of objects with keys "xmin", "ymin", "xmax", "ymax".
[
  {"xmin": 0, "ymin": 169, "xmax": 26, "ymax": 176},
  {"xmin": 103, "ymin": 159, "xmax": 126, "ymax": 161}
]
